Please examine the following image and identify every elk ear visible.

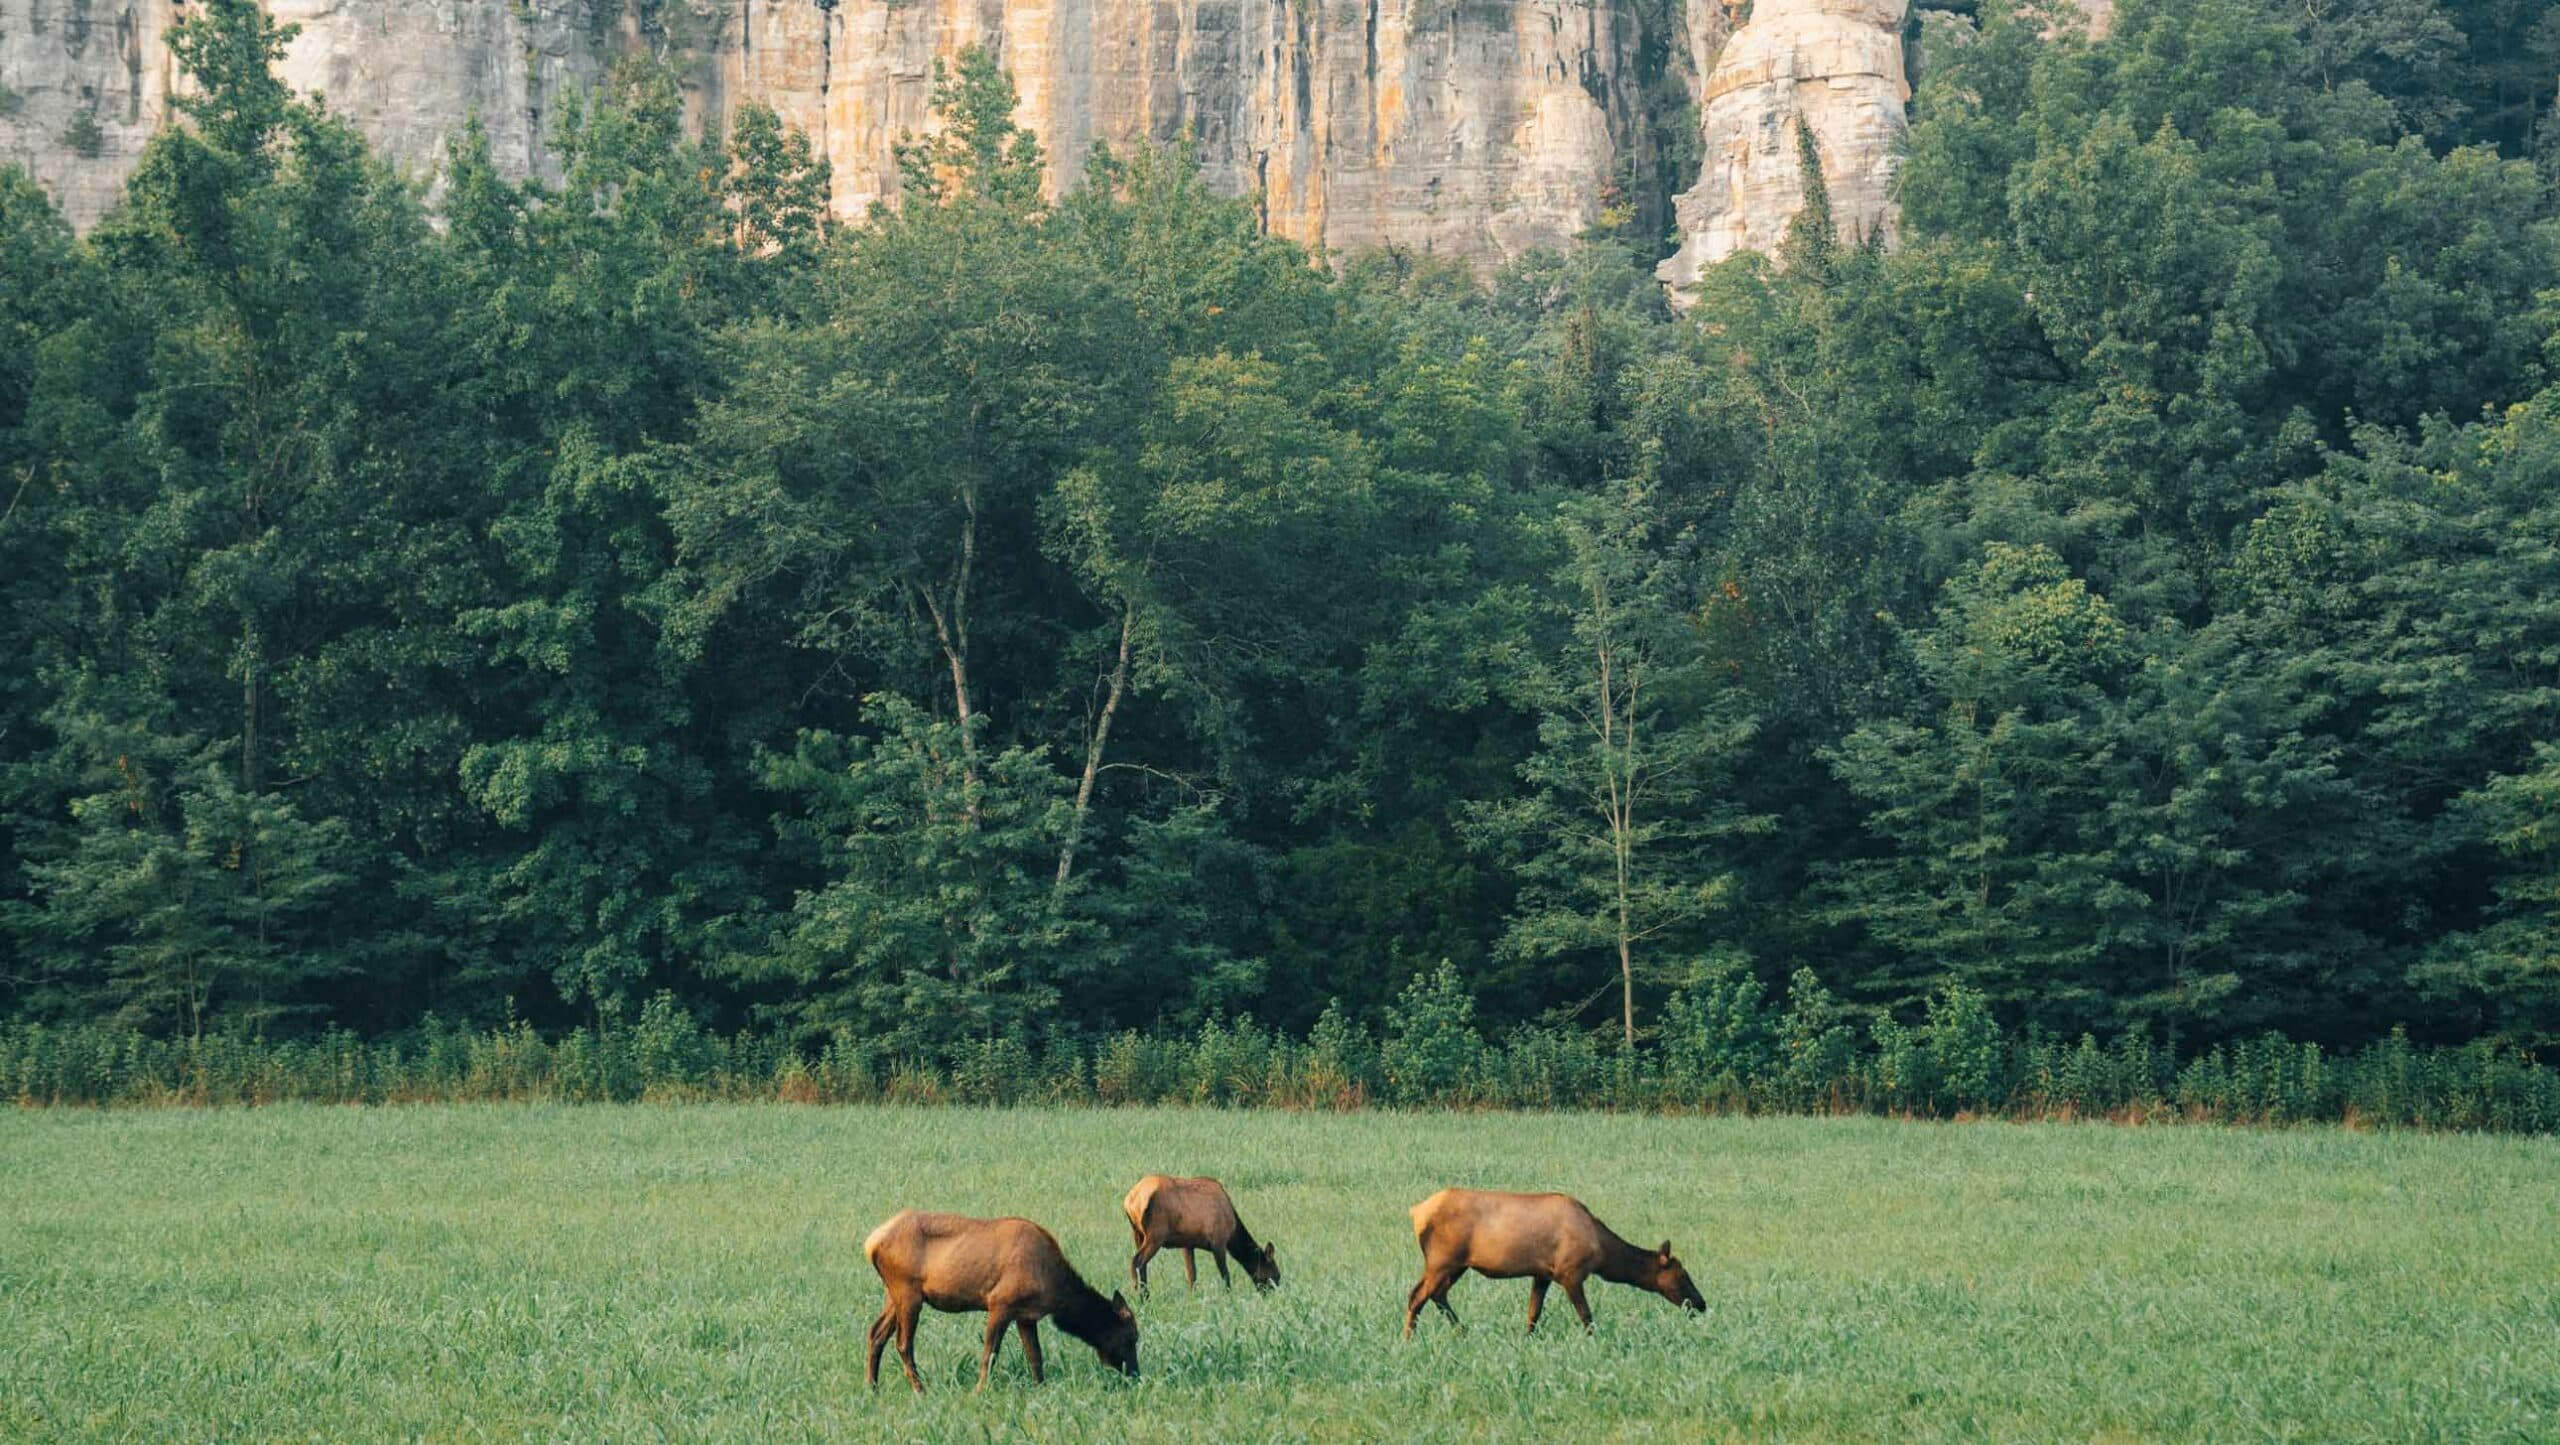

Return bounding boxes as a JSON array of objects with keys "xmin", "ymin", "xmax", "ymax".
[
  {"xmin": 1265, "ymin": 1243, "xmax": 1278, "ymax": 1261},
  {"xmin": 1110, "ymin": 1289, "xmax": 1132, "ymax": 1318},
  {"xmin": 1657, "ymin": 1240, "xmax": 1674, "ymax": 1262}
]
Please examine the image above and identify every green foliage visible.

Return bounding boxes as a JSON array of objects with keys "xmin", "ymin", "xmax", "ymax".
[
  {"xmin": 1381, "ymin": 960, "xmax": 1485, "ymax": 1104},
  {"xmin": 1773, "ymin": 967, "xmax": 1860, "ymax": 1111},
  {"xmin": 748, "ymin": 697, "xmax": 1082, "ymax": 1052},
  {"xmin": 1922, "ymin": 983, "xmax": 2006, "ymax": 1111},
  {"xmin": 2414, "ymin": 746, "xmax": 2560, "ymax": 1049},
  {"xmin": 724, "ymin": 101, "xmax": 832, "ymax": 294},
  {"xmin": 1779, "ymin": 119, "xmax": 1836, "ymax": 280},
  {"xmin": 1822, "ymin": 545, "xmax": 2142, "ymax": 1025},
  {"xmin": 7, "ymin": 1001, "xmax": 2552, "ymax": 1132},
  {"xmin": 21, "ymin": 731, "xmax": 351, "ymax": 1039},
  {"xmin": 165, "ymin": 0, "xmax": 297, "ymax": 164},
  {"xmin": 6, "ymin": 0, "xmax": 2560, "ymax": 1087},
  {"xmin": 1660, "ymin": 957, "xmax": 1776, "ymax": 1103},
  {"xmin": 894, "ymin": 46, "xmax": 1044, "ymax": 208},
  {"xmin": 1467, "ymin": 481, "xmax": 1768, "ymax": 1044},
  {"xmin": 58, "ymin": 110, "xmax": 104, "ymax": 159}
]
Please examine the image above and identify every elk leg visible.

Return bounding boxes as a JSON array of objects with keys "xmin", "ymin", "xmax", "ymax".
[
  {"xmin": 1431, "ymin": 1274, "xmax": 1463, "ymax": 1329},
  {"xmin": 1526, "ymin": 1277, "xmax": 1549, "ymax": 1334},
  {"xmin": 893, "ymin": 1301, "xmax": 925, "ymax": 1394},
  {"xmin": 1562, "ymin": 1276, "xmax": 1594, "ymax": 1331},
  {"xmin": 1403, "ymin": 1268, "xmax": 1445, "ymax": 1336},
  {"xmin": 1132, "ymin": 1235, "xmax": 1162, "ymax": 1296},
  {"xmin": 1213, "ymin": 1247, "xmax": 1233, "ymax": 1289},
  {"xmin": 1015, "ymin": 1319, "xmax": 1045, "ymax": 1384},
  {"xmin": 1183, "ymin": 1248, "xmax": 1198, "ymax": 1287},
  {"xmin": 977, "ymin": 1308, "xmax": 1012, "ymax": 1392},
  {"xmin": 865, "ymin": 1307, "xmax": 895, "ymax": 1387}
]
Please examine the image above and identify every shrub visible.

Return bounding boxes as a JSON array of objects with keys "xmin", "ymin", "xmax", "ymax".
[
  {"xmin": 1095, "ymin": 1030, "xmax": 1177, "ymax": 1106},
  {"xmin": 1382, "ymin": 961, "xmax": 1484, "ymax": 1106},
  {"xmin": 1661, "ymin": 960, "xmax": 1775, "ymax": 1108},
  {"xmin": 1868, "ymin": 1014, "xmax": 1931, "ymax": 1114},
  {"xmin": 1772, "ymin": 969, "xmax": 1859, "ymax": 1112},
  {"xmin": 1492, "ymin": 1024, "xmax": 1605, "ymax": 1110},
  {"xmin": 1302, "ymin": 1001, "xmax": 1377, "ymax": 1107},
  {"xmin": 1924, "ymin": 984, "xmax": 2007, "ymax": 1113},
  {"xmin": 61, "ymin": 108, "xmax": 104, "ymax": 158},
  {"xmin": 951, "ymin": 1035, "xmax": 1035, "ymax": 1105},
  {"xmin": 0, "ymin": 1004, "xmax": 2550, "ymax": 1133}
]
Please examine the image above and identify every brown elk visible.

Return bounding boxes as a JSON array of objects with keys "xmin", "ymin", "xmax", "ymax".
[
  {"xmin": 862, "ymin": 1210, "xmax": 1138, "ymax": 1393},
  {"xmin": 1403, "ymin": 1188, "xmax": 1705, "ymax": 1336},
  {"xmin": 1121, "ymin": 1174, "xmax": 1281, "ymax": 1294}
]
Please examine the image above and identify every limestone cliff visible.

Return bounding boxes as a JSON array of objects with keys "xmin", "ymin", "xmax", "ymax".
[
  {"xmin": 3, "ymin": 0, "xmax": 1676, "ymax": 267},
  {"xmin": 1, "ymin": 0, "xmax": 2108, "ymax": 279},
  {"xmin": 1655, "ymin": 0, "xmax": 1907, "ymax": 296},
  {"xmin": 2, "ymin": 1, "xmax": 176, "ymax": 225}
]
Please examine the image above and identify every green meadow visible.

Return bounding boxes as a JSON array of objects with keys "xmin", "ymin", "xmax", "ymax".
[{"xmin": 3, "ymin": 1106, "xmax": 2555, "ymax": 1442}]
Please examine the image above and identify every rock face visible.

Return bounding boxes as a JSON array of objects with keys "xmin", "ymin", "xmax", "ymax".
[
  {"xmin": 3, "ymin": 0, "xmax": 1670, "ymax": 267},
  {"xmin": 1, "ymin": 1, "xmax": 178, "ymax": 226},
  {"xmin": 1655, "ymin": 0, "xmax": 1908, "ymax": 297},
  {"xmin": 814, "ymin": 0, "xmax": 1660, "ymax": 262},
  {"xmin": 0, "ymin": 1, "xmax": 2121, "ymax": 277}
]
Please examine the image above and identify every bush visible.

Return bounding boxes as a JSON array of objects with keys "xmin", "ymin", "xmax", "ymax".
[
  {"xmin": 61, "ymin": 108, "xmax": 104, "ymax": 158},
  {"xmin": 1301, "ymin": 1001, "xmax": 1377, "ymax": 1107},
  {"xmin": 1491, "ymin": 1025, "xmax": 1606, "ymax": 1110},
  {"xmin": 1924, "ymin": 984, "xmax": 2007, "ymax": 1113},
  {"xmin": 1381, "ymin": 961, "xmax": 1484, "ymax": 1106},
  {"xmin": 1868, "ymin": 1014, "xmax": 1931, "ymax": 1115},
  {"xmin": 1661, "ymin": 960, "xmax": 1775, "ymax": 1108},
  {"xmin": 0, "ymin": 994, "xmax": 2551, "ymax": 1133},
  {"xmin": 1095, "ymin": 1030, "xmax": 1178, "ymax": 1105},
  {"xmin": 1772, "ymin": 969, "xmax": 1859, "ymax": 1113}
]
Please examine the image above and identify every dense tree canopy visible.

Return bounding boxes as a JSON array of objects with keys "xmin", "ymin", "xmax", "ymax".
[{"xmin": 3, "ymin": 0, "xmax": 2557, "ymax": 1059}]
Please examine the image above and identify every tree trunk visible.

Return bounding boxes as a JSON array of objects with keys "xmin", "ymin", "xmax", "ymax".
[
  {"xmin": 918, "ymin": 488, "xmax": 983, "ymax": 819},
  {"xmin": 1618, "ymin": 916, "xmax": 1636, "ymax": 1049},
  {"xmin": 1057, "ymin": 597, "xmax": 1135, "ymax": 894},
  {"xmin": 240, "ymin": 623, "xmax": 260, "ymax": 796},
  {"xmin": 1616, "ymin": 784, "xmax": 1636, "ymax": 1048},
  {"xmin": 1598, "ymin": 613, "xmax": 1639, "ymax": 1049}
]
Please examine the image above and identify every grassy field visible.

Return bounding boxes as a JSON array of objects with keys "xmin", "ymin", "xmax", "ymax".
[{"xmin": 2, "ymin": 1108, "xmax": 2555, "ymax": 1442}]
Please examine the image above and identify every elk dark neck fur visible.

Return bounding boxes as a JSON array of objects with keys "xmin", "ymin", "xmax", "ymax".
[
  {"xmin": 1049, "ymin": 1270, "xmax": 1120, "ymax": 1345},
  {"xmin": 1230, "ymin": 1219, "xmax": 1270, "ymax": 1273},
  {"xmin": 1591, "ymin": 1223, "xmax": 1657, "ymax": 1287}
]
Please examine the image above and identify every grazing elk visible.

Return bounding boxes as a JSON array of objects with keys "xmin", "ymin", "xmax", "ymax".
[
  {"xmin": 1122, "ymin": 1174, "xmax": 1281, "ymax": 1295},
  {"xmin": 862, "ymin": 1209, "xmax": 1138, "ymax": 1393},
  {"xmin": 1403, "ymin": 1188, "xmax": 1705, "ymax": 1336}
]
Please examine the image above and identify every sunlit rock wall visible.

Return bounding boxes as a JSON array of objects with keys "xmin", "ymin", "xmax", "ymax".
[
  {"xmin": 1655, "ymin": 0, "xmax": 1907, "ymax": 297},
  {"xmin": 3, "ymin": 0, "xmax": 1665, "ymax": 268}
]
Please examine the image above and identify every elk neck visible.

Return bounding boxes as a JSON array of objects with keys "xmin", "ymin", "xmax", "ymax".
[
  {"xmin": 1049, "ymin": 1270, "xmax": 1122, "ymax": 1346},
  {"xmin": 1229, "ymin": 1218, "xmax": 1270, "ymax": 1274},
  {"xmin": 1591, "ymin": 1222, "xmax": 1660, "ymax": 1288}
]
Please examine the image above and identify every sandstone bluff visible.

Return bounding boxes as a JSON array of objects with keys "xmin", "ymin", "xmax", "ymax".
[{"xmin": 0, "ymin": 0, "xmax": 2101, "ymax": 274}]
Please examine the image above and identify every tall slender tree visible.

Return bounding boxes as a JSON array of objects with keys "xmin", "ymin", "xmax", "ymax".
[{"xmin": 1472, "ymin": 482, "xmax": 1766, "ymax": 1045}]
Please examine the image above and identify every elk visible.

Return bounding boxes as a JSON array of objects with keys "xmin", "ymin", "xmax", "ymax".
[
  {"xmin": 1121, "ymin": 1174, "xmax": 1281, "ymax": 1294},
  {"xmin": 862, "ymin": 1209, "xmax": 1138, "ymax": 1393},
  {"xmin": 1403, "ymin": 1188, "xmax": 1705, "ymax": 1336}
]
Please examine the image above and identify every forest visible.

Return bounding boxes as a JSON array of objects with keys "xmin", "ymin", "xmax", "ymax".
[{"xmin": 4, "ymin": 0, "xmax": 2560, "ymax": 1092}]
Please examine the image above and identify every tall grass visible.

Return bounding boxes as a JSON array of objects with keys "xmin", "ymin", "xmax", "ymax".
[
  {"xmin": 6, "ymin": 972, "xmax": 2553, "ymax": 1131},
  {"xmin": 8, "ymin": 1106, "xmax": 2559, "ymax": 1440}
]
